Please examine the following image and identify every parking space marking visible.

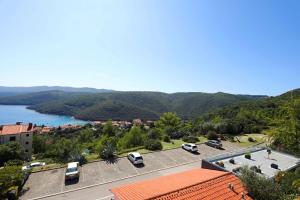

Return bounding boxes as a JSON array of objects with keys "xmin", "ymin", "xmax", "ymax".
[
  {"xmin": 81, "ymin": 166, "xmax": 85, "ymax": 182},
  {"xmin": 95, "ymin": 195, "xmax": 114, "ymax": 200},
  {"xmin": 60, "ymin": 170, "xmax": 65, "ymax": 192},
  {"xmin": 97, "ymin": 162, "xmax": 105, "ymax": 183}
]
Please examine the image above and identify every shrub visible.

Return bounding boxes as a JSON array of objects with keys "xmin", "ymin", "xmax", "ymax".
[
  {"xmin": 182, "ymin": 135, "xmax": 199, "ymax": 143},
  {"xmin": 163, "ymin": 135, "xmax": 171, "ymax": 143},
  {"xmin": 229, "ymin": 158, "xmax": 235, "ymax": 164},
  {"xmin": 250, "ymin": 165, "xmax": 262, "ymax": 173},
  {"xmin": 215, "ymin": 161, "xmax": 224, "ymax": 168},
  {"xmin": 240, "ymin": 167, "xmax": 282, "ymax": 200},
  {"xmin": 144, "ymin": 139, "xmax": 162, "ymax": 151},
  {"xmin": 245, "ymin": 153, "xmax": 251, "ymax": 159},
  {"xmin": 169, "ymin": 132, "xmax": 184, "ymax": 139},
  {"xmin": 248, "ymin": 137, "xmax": 255, "ymax": 142},
  {"xmin": 207, "ymin": 131, "xmax": 218, "ymax": 140}
]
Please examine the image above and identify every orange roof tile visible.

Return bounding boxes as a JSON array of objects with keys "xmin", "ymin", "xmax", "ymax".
[
  {"xmin": 111, "ymin": 168, "xmax": 251, "ymax": 200},
  {"xmin": 0, "ymin": 124, "xmax": 34, "ymax": 135}
]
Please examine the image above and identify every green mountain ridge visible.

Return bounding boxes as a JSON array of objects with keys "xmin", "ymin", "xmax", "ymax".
[{"xmin": 0, "ymin": 90, "xmax": 266, "ymax": 121}]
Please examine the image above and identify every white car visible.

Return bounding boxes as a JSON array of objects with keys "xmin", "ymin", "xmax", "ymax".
[
  {"xmin": 65, "ymin": 162, "xmax": 80, "ymax": 180},
  {"xmin": 22, "ymin": 162, "xmax": 46, "ymax": 171},
  {"xmin": 182, "ymin": 143, "xmax": 198, "ymax": 152},
  {"xmin": 127, "ymin": 152, "xmax": 144, "ymax": 165}
]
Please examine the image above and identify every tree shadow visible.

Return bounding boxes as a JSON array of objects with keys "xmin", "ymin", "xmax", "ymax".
[{"xmin": 105, "ymin": 156, "xmax": 119, "ymax": 164}]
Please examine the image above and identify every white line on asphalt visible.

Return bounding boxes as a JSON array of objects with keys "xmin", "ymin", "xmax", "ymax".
[
  {"xmin": 81, "ymin": 166, "xmax": 85, "ymax": 182},
  {"xmin": 94, "ymin": 195, "xmax": 114, "ymax": 200}
]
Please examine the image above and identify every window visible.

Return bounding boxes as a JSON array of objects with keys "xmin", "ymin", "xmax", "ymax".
[
  {"xmin": 26, "ymin": 134, "xmax": 29, "ymax": 137},
  {"xmin": 9, "ymin": 136, "xmax": 16, "ymax": 141}
]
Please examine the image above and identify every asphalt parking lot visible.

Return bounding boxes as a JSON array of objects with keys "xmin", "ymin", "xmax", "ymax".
[{"xmin": 21, "ymin": 141, "xmax": 241, "ymax": 200}]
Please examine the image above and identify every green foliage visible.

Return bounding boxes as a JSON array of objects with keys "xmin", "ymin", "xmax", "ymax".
[
  {"xmin": 144, "ymin": 139, "xmax": 162, "ymax": 151},
  {"xmin": 118, "ymin": 126, "xmax": 145, "ymax": 150},
  {"xmin": 33, "ymin": 135, "xmax": 47, "ymax": 154},
  {"xmin": 147, "ymin": 128, "xmax": 162, "ymax": 140},
  {"xmin": 182, "ymin": 135, "xmax": 199, "ymax": 143},
  {"xmin": 96, "ymin": 136, "xmax": 116, "ymax": 159},
  {"xmin": 155, "ymin": 112, "xmax": 182, "ymax": 136},
  {"xmin": 207, "ymin": 131, "xmax": 218, "ymax": 140},
  {"xmin": 0, "ymin": 142, "xmax": 25, "ymax": 166},
  {"xmin": 102, "ymin": 120, "xmax": 116, "ymax": 137},
  {"xmin": 0, "ymin": 91, "xmax": 263, "ymax": 121},
  {"xmin": 163, "ymin": 135, "xmax": 171, "ymax": 143},
  {"xmin": 240, "ymin": 167, "xmax": 282, "ymax": 200},
  {"xmin": 0, "ymin": 165, "xmax": 24, "ymax": 198},
  {"xmin": 245, "ymin": 153, "xmax": 251, "ymax": 159}
]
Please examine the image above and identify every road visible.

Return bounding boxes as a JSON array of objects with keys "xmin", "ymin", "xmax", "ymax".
[{"xmin": 21, "ymin": 142, "xmax": 241, "ymax": 200}]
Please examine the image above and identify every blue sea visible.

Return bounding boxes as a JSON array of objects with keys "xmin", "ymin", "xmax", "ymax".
[{"xmin": 0, "ymin": 105, "xmax": 87, "ymax": 126}]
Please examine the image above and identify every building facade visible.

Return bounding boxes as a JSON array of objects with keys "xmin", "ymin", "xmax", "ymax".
[{"xmin": 0, "ymin": 123, "xmax": 34, "ymax": 159}]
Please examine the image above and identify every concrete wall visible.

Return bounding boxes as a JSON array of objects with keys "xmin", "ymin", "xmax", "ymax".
[{"xmin": 0, "ymin": 132, "xmax": 33, "ymax": 159}]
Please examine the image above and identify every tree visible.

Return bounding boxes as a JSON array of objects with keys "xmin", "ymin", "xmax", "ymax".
[
  {"xmin": 144, "ymin": 139, "xmax": 162, "ymax": 151},
  {"xmin": 0, "ymin": 165, "xmax": 24, "ymax": 198},
  {"xmin": 271, "ymin": 99, "xmax": 300, "ymax": 155},
  {"xmin": 33, "ymin": 135, "xmax": 47, "ymax": 154},
  {"xmin": 77, "ymin": 129, "xmax": 94, "ymax": 143},
  {"xmin": 239, "ymin": 167, "xmax": 283, "ymax": 200},
  {"xmin": 155, "ymin": 112, "xmax": 182, "ymax": 136},
  {"xmin": 97, "ymin": 136, "xmax": 116, "ymax": 159},
  {"xmin": 0, "ymin": 142, "xmax": 25, "ymax": 166},
  {"xmin": 102, "ymin": 120, "xmax": 116, "ymax": 137},
  {"xmin": 118, "ymin": 126, "xmax": 145, "ymax": 149},
  {"xmin": 207, "ymin": 131, "xmax": 218, "ymax": 140}
]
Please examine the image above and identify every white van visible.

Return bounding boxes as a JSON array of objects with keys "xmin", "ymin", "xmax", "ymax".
[{"xmin": 65, "ymin": 162, "xmax": 80, "ymax": 180}]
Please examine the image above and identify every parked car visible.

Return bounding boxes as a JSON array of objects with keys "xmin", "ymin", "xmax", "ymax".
[
  {"xmin": 22, "ymin": 162, "xmax": 46, "ymax": 171},
  {"xmin": 65, "ymin": 162, "xmax": 80, "ymax": 181},
  {"xmin": 205, "ymin": 140, "xmax": 222, "ymax": 148},
  {"xmin": 127, "ymin": 152, "xmax": 144, "ymax": 165},
  {"xmin": 181, "ymin": 143, "xmax": 198, "ymax": 152}
]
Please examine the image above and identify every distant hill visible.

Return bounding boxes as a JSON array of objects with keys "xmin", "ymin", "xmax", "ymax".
[
  {"xmin": 0, "ymin": 89, "xmax": 266, "ymax": 120},
  {"xmin": 0, "ymin": 86, "xmax": 113, "ymax": 97},
  {"xmin": 201, "ymin": 88, "xmax": 300, "ymax": 134}
]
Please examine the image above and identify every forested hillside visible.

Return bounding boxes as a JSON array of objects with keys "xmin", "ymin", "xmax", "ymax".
[
  {"xmin": 198, "ymin": 89, "xmax": 300, "ymax": 155},
  {"xmin": 0, "ymin": 90, "xmax": 265, "ymax": 120}
]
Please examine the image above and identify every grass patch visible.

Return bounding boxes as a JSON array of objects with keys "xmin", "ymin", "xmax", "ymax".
[{"xmin": 234, "ymin": 133, "xmax": 268, "ymax": 147}]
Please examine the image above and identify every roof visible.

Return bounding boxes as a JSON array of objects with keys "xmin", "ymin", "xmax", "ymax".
[
  {"xmin": 0, "ymin": 124, "xmax": 34, "ymax": 135},
  {"xmin": 206, "ymin": 147, "xmax": 300, "ymax": 178},
  {"xmin": 129, "ymin": 152, "xmax": 142, "ymax": 157},
  {"xmin": 67, "ymin": 162, "xmax": 79, "ymax": 168},
  {"xmin": 111, "ymin": 168, "xmax": 251, "ymax": 200}
]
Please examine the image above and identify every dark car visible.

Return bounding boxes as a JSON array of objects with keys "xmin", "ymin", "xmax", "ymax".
[{"xmin": 205, "ymin": 140, "xmax": 222, "ymax": 148}]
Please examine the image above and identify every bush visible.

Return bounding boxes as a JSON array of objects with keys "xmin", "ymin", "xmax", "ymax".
[
  {"xmin": 182, "ymin": 135, "xmax": 199, "ymax": 143},
  {"xmin": 248, "ymin": 137, "xmax": 255, "ymax": 142},
  {"xmin": 144, "ymin": 139, "xmax": 162, "ymax": 151},
  {"xmin": 215, "ymin": 161, "xmax": 224, "ymax": 168},
  {"xmin": 240, "ymin": 167, "xmax": 282, "ymax": 200},
  {"xmin": 229, "ymin": 158, "xmax": 235, "ymax": 164},
  {"xmin": 245, "ymin": 153, "xmax": 251, "ymax": 159},
  {"xmin": 163, "ymin": 135, "xmax": 171, "ymax": 143},
  {"xmin": 207, "ymin": 131, "xmax": 218, "ymax": 140},
  {"xmin": 250, "ymin": 165, "xmax": 262, "ymax": 173},
  {"xmin": 169, "ymin": 132, "xmax": 184, "ymax": 139}
]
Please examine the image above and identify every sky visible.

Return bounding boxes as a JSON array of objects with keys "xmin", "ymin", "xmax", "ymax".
[{"xmin": 0, "ymin": 0, "xmax": 299, "ymax": 96}]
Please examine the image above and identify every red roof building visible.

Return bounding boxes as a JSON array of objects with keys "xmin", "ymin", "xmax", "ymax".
[{"xmin": 111, "ymin": 168, "xmax": 251, "ymax": 200}]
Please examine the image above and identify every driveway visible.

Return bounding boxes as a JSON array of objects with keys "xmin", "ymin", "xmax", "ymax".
[{"xmin": 21, "ymin": 141, "xmax": 241, "ymax": 200}]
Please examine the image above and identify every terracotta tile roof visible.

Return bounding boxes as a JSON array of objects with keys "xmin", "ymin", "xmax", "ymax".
[
  {"xmin": 0, "ymin": 124, "xmax": 34, "ymax": 135},
  {"xmin": 111, "ymin": 168, "xmax": 251, "ymax": 200}
]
